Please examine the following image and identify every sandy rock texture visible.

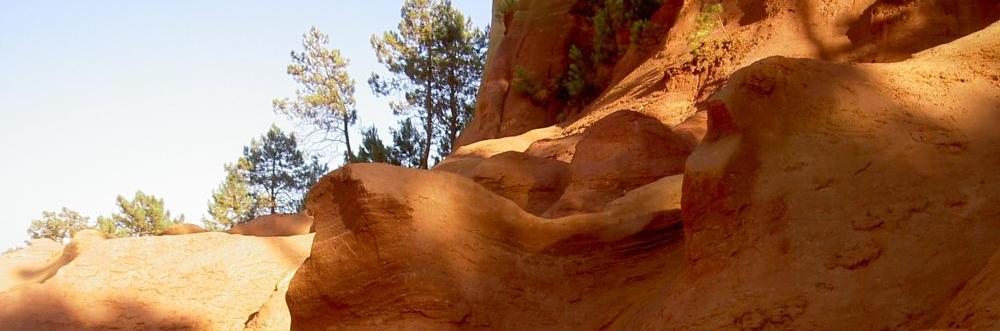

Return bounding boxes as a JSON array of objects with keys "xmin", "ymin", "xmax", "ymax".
[
  {"xmin": 641, "ymin": 22, "xmax": 1000, "ymax": 330},
  {"xmin": 0, "ymin": 239, "xmax": 63, "ymax": 293},
  {"xmin": 288, "ymin": 163, "xmax": 685, "ymax": 330},
  {"xmin": 0, "ymin": 232, "xmax": 313, "ymax": 331},
  {"xmin": 229, "ymin": 213, "xmax": 314, "ymax": 237},
  {"xmin": 288, "ymin": 1, "xmax": 999, "ymax": 330}
]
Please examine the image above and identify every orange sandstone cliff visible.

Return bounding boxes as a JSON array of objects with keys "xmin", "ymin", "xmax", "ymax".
[{"xmin": 1, "ymin": 0, "xmax": 998, "ymax": 330}]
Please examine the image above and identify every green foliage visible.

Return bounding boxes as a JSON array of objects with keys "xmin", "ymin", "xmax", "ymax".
[
  {"xmin": 512, "ymin": 66, "xmax": 541, "ymax": 96},
  {"xmin": 513, "ymin": 65, "xmax": 564, "ymax": 106},
  {"xmin": 27, "ymin": 207, "xmax": 90, "ymax": 243},
  {"xmin": 98, "ymin": 191, "xmax": 185, "ymax": 237},
  {"xmin": 95, "ymin": 216, "xmax": 125, "ymax": 238},
  {"xmin": 242, "ymin": 125, "xmax": 328, "ymax": 216},
  {"xmin": 390, "ymin": 118, "xmax": 424, "ymax": 168},
  {"xmin": 273, "ymin": 26, "xmax": 359, "ymax": 160},
  {"xmin": 562, "ymin": 45, "xmax": 590, "ymax": 100},
  {"xmin": 689, "ymin": 2, "xmax": 723, "ymax": 55},
  {"xmin": 433, "ymin": 6, "xmax": 487, "ymax": 157},
  {"xmin": 556, "ymin": 0, "xmax": 664, "ymax": 107},
  {"xmin": 351, "ymin": 127, "xmax": 399, "ymax": 165},
  {"xmin": 630, "ymin": 19, "xmax": 651, "ymax": 46},
  {"xmin": 203, "ymin": 159, "xmax": 255, "ymax": 231},
  {"xmin": 370, "ymin": 0, "xmax": 486, "ymax": 168}
]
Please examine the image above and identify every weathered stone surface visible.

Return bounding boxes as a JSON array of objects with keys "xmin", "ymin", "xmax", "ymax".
[
  {"xmin": 935, "ymin": 247, "xmax": 1000, "ymax": 330},
  {"xmin": 544, "ymin": 110, "xmax": 697, "ymax": 217},
  {"xmin": 0, "ymin": 232, "xmax": 313, "ymax": 330},
  {"xmin": 228, "ymin": 213, "xmax": 314, "ymax": 237},
  {"xmin": 0, "ymin": 239, "xmax": 63, "ymax": 293},
  {"xmin": 435, "ymin": 151, "xmax": 570, "ymax": 215},
  {"xmin": 159, "ymin": 223, "xmax": 208, "ymax": 235},
  {"xmin": 455, "ymin": 0, "xmax": 579, "ymax": 147},
  {"xmin": 639, "ymin": 23, "xmax": 1000, "ymax": 330},
  {"xmin": 288, "ymin": 163, "xmax": 685, "ymax": 330}
]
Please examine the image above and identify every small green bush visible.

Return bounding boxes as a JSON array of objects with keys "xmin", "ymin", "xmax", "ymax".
[
  {"xmin": 629, "ymin": 19, "xmax": 651, "ymax": 47},
  {"xmin": 562, "ymin": 45, "xmax": 589, "ymax": 99},
  {"xmin": 689, "ymin": 2, "xmax": 723, "ymax": 55}
]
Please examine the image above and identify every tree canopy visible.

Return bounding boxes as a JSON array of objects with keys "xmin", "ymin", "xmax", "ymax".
[
  {"xmin": 97, "ymin": 191, "xmax": 185, "ymax": 237},
  {"xmin": 241, "ymin": 125, "xmax": 328, "ymax": 217},
  {"xmin": 202, "ymin": 159, "xmax": 255, "ymax": 231},
  {"xmin": 274, "ymin": 26, "xmax": 359, "ymax": 161},
  {"xmin": 27, "ymin": 207, "xmax": 90, "ymax": 243},
  {"xmin": 370, "ymin": 0, "xmax": 486, "ymax": 168}
]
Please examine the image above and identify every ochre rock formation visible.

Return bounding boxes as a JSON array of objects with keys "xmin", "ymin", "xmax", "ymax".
[
  {"xmin": 456, "ymin": 0, "xmax": 579, "ymax": 146},
  {"xmin": 287, "ymin": 164, "xmax": 684, "ymax": 330},
  {"xmin": 935, "ymin": 248, "xmax": 1000, "ymax": 330},
  {"xmin": 3, "ymin": 0, "xmax": 999, "ymax": 330},
  {"xmin": 228, "ymin": 213, "xmax": 314, "ymax": 237},
  {"xmin": 0, "ymin": 232, "xmax": 312, "ymax": 330},
  {"xmin": 159, "ymin": 223, "xmax": 208, "ymax": 235},
  {"xmin": 544, "ymin": 110, "xmax": 698, "ymax": 217},
  {"xmin": 0, "ymin": 239, "xmax": 63, "ymax": 293},
  {"xmin": 435, "ymin": 151, "xmax": 570, "ymax": 215},
  {"xmin": 640, "ymin": 22, "xmax": 1000, "ymax": 330}
]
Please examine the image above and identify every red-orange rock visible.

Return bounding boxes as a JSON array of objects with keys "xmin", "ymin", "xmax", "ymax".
[
  {"xmin": 435, "ymin": 151, "xmax": 570, "ymax": 215},
  {"xmin": 935, "ymin": 248, "xmax": 1000, "ymax": 330},
  {"xmin": 0, "ymin": 232, "xmax": 313, "ymax": 330},
  {"xmin": 640, "ymin": 23, "xmax": 1000, "ymax": 330},
  {"xmin": 228, "ymin": 213, "xmax": 314, "ymax": 237},
  {"xmin": 456, "ymin": 0, "xmax": 578, "ymax": 147},
  {"xmin": 159, "ymin": 223, "xmax": 207, "ymax": 235},
  {"xmin": 288, "ymin": 163, "xmax": 685, "ymax": 330},
  {"xmin": 0, "ymin": 239, "xmax": 63, "ymax": 293},
  {"xmin": 544, "ymin": 110, "xmax": 697, "ymax": 217}
]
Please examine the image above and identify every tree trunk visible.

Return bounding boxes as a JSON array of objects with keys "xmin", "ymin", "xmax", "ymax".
[
  {"xmin": 343, "ymin": 115, "xmax": 354, "ymax": 162},
  {"xmin": 420, "ymin": 42, "xmax": 435, "ymax": 169}
]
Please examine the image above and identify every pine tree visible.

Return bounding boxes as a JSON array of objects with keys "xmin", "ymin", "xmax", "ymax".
[
  {"xmin": 203, "ymin": 159, "xmax": 255, "ymax": 231},
  {"xmin": 352, "ymin": 127, "xmax": 399, "ymax": 165},
  {"xmin": 390, "ymin": 118, "xmax": 424, "ymax": 168},
  {"xmin": 243, "ymin": 125, "xmax": 327, "ymax": 216},
  {"xmin": 370, "ymin": 0, "xmax": 441, "ymax": 169},
  {"xmin": 99, "ymin": 191, "xmax": 184, "ymax": 237},
  {"xmin": 274, "ymin": 26, "xmax": 358, "ymax": 160},
  {"xmin": 27, "ymin": 207, "xmax": 90, "ymax": 243},
  {"xmin": 433, "ymin": 8, "xmax": 487, "ymax": 156},
  {"xmin": 371, "ymin": 0, "xmax": 487, "ymax": 167}
]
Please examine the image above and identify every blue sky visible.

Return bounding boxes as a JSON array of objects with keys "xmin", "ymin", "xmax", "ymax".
[{"xmin": 0, "ymin": 1, "xmax": 491, "ymax": 250}]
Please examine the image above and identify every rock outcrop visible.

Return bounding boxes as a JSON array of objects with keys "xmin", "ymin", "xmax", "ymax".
[
  {"xmin": 4, "ymin": 0, "xmax": 998, "ymax": 330},
  {"xmin": 435, "ymin": 151, "xmax": 570, "ymax": 215},
  {"xmin": 287, "ymin": 164, "xmax": 685, "ymax": 330},
  {"xmin": 0, "ymin": 239, "xmax": 63, "ymax": 293},
  {"xmin": 640, "ymin": 21, "xmax": 1000, "ymax": 330},
  {"xmin": 0, "ymin": 232, "xmax": 312, "ymax": 330},
  {"xmin": 287, "ymin": 2, "xmax": 999, "ymax": 330},
  {"xmin": 228, "ymin": 213, "xmax": 314, "ymax": 237},
  {"xmin": 936, "ymin": 248, "xmax": 1000, "ymax": 330},
  {"xmin": 159, "ymin": 223, "xmax": 208, "ymax": 235}
]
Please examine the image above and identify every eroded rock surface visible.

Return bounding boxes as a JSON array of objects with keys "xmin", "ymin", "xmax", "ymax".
[
  {"xmin": 0, "ymin": 232, "xmax": 312, "ymax": 331},
  {"xmin": 642, "ymin": 22, "xmax": 1000, "ymax": 330},
  {"xmin": 288, "ymin": 164, "xmax": 685, "ymax": 330},
  {"xmin": 229, "ymin": 213, "xmax": 314, "ymax": 237},
  {"xmin": 0, "ymin": 239, "xmax": 63, "ymax": 293}
]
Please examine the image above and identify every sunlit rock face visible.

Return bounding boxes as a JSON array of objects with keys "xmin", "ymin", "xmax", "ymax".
[
  {"xmin": 0, "ymin": 232, "xmax": 312, "ymax": 331},
  {"xmin": 2, "ymin": 1, "xmax": 998, "ymax": 330},
  {"xmin": 288, "ymin": 0, "xmax": 999, "ymax": 329},
  {"xmin": 0, "ymin": 239, "xmax": 63, "ymax": 293},
  {"xmin": 287, "ymin": 164, "xmax": 686, "ymax": 330}
]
